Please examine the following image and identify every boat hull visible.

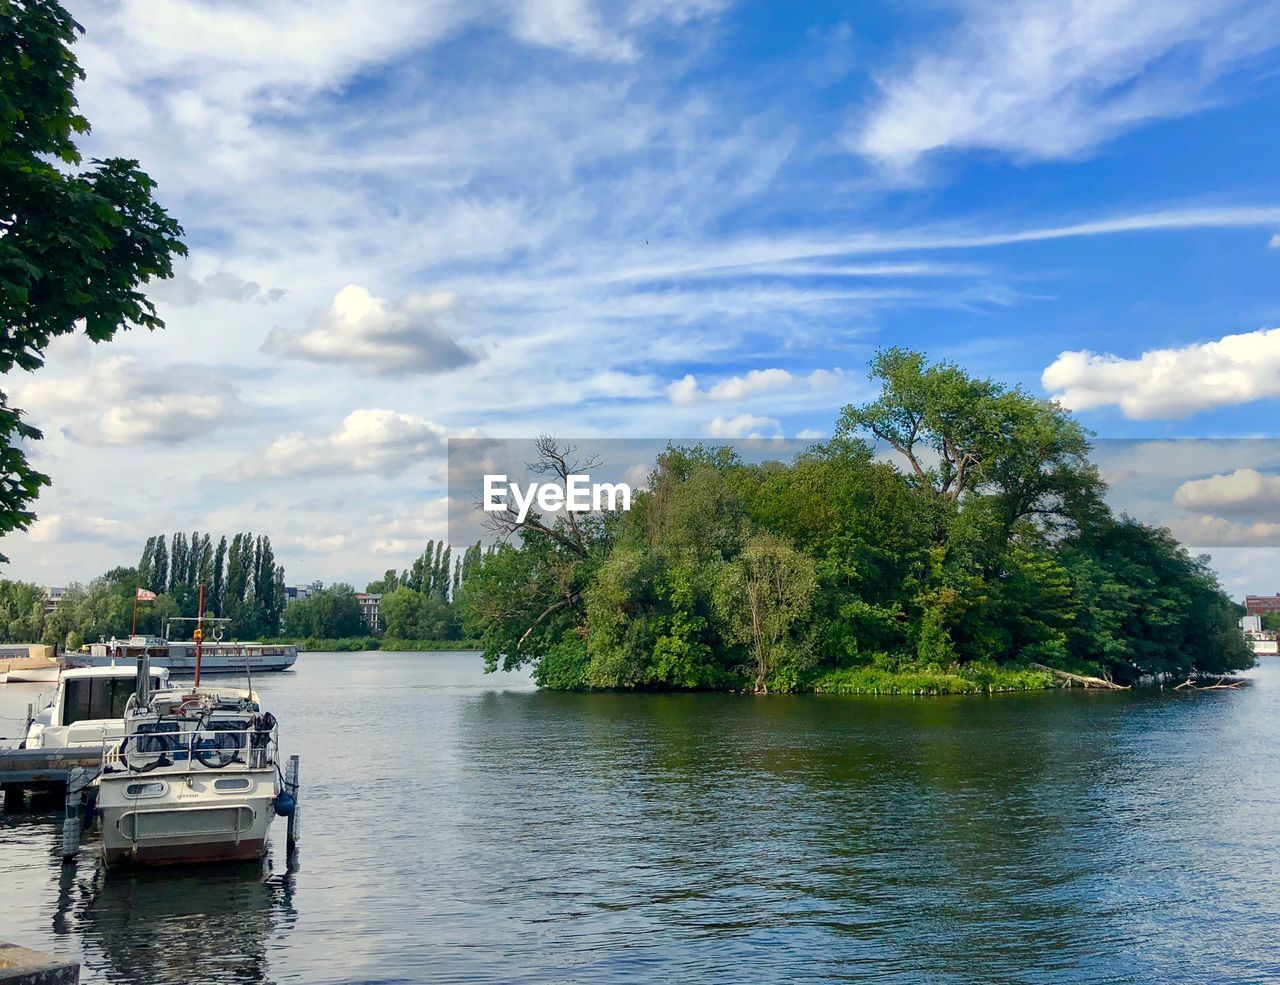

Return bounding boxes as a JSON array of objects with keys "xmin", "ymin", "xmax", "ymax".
[
  {"xmin": 103, "ymin": 837, "xmax": 267, "ymax": 866},
  {"xmin": 5, "ymin": 665, "xmax": 60, "ymax": 683},
  {"xmin": 97, "ymin": 768, "xmax": 278, "ymax": 867}
]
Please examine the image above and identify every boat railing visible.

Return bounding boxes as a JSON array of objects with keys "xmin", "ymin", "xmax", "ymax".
[{"xmin": 104, "ymin": 722, "xmax": 279, "ymax": 774}]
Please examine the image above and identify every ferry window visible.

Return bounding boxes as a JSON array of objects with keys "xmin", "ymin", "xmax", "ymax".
[
  {"xmin": 213, "ymin": 777, "xmax": 251, "ymax": 791},
  {"xmin": 62, "ymin": 677, "xmax": 135, "ymax": 725}
]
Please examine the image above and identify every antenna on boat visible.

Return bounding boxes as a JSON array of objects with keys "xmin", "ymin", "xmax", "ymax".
[{"xmin": 193, "ymin": 584, "xmax": 206, "ymax": 688}]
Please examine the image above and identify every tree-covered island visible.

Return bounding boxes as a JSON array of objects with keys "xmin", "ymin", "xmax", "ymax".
[{"xmin": 462, "ymin": 350, "xmax": 1252, "ymax": 694}]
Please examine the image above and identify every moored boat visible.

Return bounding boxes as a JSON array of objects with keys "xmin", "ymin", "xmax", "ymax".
[
  {"xmin": 66, "ymin": 635, "xmax": 298, "ymax": 675},
  {"xmin": 24, "ymin": 665, "xmax": 171, "ymax": 749},
  {"xmin": 5, "ymin": 660, "xmax": 61, "ymax": 683},
  {"xmin": 95, "ymin": 682, "xmax": 286, "ymax": 866}
]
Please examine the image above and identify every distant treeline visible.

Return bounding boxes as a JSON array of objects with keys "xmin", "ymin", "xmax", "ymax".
[
  {"xmin": 0, "ymin": 533, "xmax": 491, "ymax": 649},
  {"xmin": 460, "ymin": 350, "xmax": 1253, "ymax": 693}
]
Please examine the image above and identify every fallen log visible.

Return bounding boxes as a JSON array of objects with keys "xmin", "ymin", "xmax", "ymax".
[
  {"xmin": 1174, "ymin": 675, "xmax": 1245, "ymax": 691},
  {"xmin": 1029, "ymin": 663, "xmax": 1130, "ymax": 690}
]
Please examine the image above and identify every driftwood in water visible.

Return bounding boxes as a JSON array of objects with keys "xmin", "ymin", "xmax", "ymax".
[
  {"xmin": 1173, "ymin": 676, "xmax": 1245, "ymax": 691},
  {"xmin": 1029, "ymin": 663, "xmax": 1130, "ymax": 690}
]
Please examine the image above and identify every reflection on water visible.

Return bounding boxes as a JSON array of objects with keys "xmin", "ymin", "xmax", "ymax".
[
  {"xmin": 3, "ymin": 653, "xmax": 1280, "ymax": 983},
  {"xmin": 58, "ymin": 860, "xmax": 296, "ymax": 985}
]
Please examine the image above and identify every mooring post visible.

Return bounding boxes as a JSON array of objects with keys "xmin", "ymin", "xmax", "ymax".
[
  {"xmin": 286, "ymin": 754, "xmax": 300, "ymax": 849},
  {"xmin": 61, "ymin": 767, "xmax": 88, "ymax": 862}
]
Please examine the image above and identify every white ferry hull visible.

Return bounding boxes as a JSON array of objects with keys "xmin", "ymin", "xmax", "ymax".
[
  {"xmin": 97, "ymin": 768, "xmax": 277, "ymax": 866},
  {"xmin": 68, "ymin": 650, "xmax": 297, "ymax": 675}
]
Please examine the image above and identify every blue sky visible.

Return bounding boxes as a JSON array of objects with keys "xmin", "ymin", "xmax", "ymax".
[{"xmin": 5, "ymin": 0, "xmax": 1280, "ymax": 595}]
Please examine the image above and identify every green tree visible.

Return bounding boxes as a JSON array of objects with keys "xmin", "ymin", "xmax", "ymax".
[
  {"xmin": 280, "ymin": 583, "xmax": 365, "ymax": 639},
  {"xmin": 719, "ymin": 532, "xmax": 817, "ymax": 692},
  {"xmin": 836, "ymin": 348, "xmax": 1102, "ymax": 533},
  {"xmin": 381, "ymin": 586, "xmax": 460, "ymax": 640},
  {"xmin": 148, "ymin": 534, "xmax": 168, "ymax": 596},
  {"xmin": 0, "ymin": 0, "xmax": 185, "ymax": 554}
]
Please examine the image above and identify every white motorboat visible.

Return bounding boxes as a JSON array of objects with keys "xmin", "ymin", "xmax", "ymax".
[
  {"xmin": 95, "ymin": 682, "xmax": 287, "ymax": 866},
  {"xmin": 6, "ymin": 663, "xmax": 60, "ymax": 683},
  {"xmin": 24, "ymin": 665, "xmax": 170, "ymax": 749}
]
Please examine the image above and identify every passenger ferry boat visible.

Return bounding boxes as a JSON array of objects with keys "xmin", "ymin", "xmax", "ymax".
[
  {"xmin": 67, "ymin": 635, "xmax": 297, "ymax": 675},
  {"xmin": 96, "ymin": 681, "xmax": 286, "ymax": 865}
]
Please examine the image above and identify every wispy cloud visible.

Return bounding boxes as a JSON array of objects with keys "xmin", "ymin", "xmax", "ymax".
[{"xmin": 850, "ymin": 0, "xmax": 1280, "ymax": 174}]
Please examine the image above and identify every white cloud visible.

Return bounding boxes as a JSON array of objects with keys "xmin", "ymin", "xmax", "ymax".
[
  {"xmin": 28, "ymin": 513, "xmax": 133, "ymax": 546},
  {"xmin": 1042, "ymin": 327, "xmax": 1280, "ymax": 418},
  {"xmin": 1174, "ymin": 469, "xmax": 1280, "ymax": 517},
  {"xmin": 369, "ymin": 498, "xmax": 452, "ymax": 558},
  {"xmin": 795, "ymin": 428, "xmax": 824, "ymax": 440},
  {"xmin": 1270, "ymin": 233, "xmax": 1280, "ymax": 249},
  {"xmin": 667, "ymin": 368, "xmax": 846, "ymax": 404},
  {"xmin": 708, "ymin": 368, "xmax": 793, "ymax": 401},
  {"xmin": 1170, "ymin": 514, "xmax": 1280, "ymax": 546},
  {"xmin": 851, "ymin": 0, "xmax": 1280, "ymax": 172},
  {"xmin": 276, "ymin": 533, "xmax": 350, "ymax": 554},
  {"xmin": 705, "ymin": 414, "xmax": 782, "ymax": 438},
  {"xmin": 262, "ymin": 285, "xmax": 478, "ymax": 375},
  {"xmin": 10, "ymin": 356, "xmax": 248, "ymax": 445},
  {"xmin": 237, "ymin": 409, "xmax": 448, "ymax": 481},
  {"xmin": 153, "ymin": 268, "xmax": 287, "ymax": 306}
]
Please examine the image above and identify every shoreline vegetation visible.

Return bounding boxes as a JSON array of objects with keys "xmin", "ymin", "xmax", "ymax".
[
  {"xmin": 0, "ymin": 353, "xmax": 1253, "ymax": 700},
  {"xmin": 264, "ymin": 638, "xmax": 483, "ymax": 653},
  {"xmin": 461, "ymin": 351, "xmax": 1254, "ymax": 695}
]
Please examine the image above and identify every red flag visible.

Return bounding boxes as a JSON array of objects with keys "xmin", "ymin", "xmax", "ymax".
[{"xmin": 135, "ymin": 587, "xmax": 157, "ymax": 601}]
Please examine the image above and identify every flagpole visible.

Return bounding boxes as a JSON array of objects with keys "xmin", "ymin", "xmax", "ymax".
[
  {"xmin": 132, "ymin": 591, "xmax": 139, "ymax": 636},
  {"xmin": 194, "ymin": 584, "xmax": 205, "ymax": 688}
]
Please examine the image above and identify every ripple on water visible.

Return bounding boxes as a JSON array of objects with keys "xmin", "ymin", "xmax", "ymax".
[{"xmin": 3, "ymin": 653, "xmax": 1280, "ymax": 983}]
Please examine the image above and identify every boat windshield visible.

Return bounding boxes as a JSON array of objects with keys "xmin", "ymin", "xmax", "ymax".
[{"xmin": 63, "ymin": 675, "xmax": 164, "ymax": 725}]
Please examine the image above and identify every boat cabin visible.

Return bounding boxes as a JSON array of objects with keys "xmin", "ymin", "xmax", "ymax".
[{"xmin": 26, "ymin": 665, "xmax": 170, "ymax": 749}]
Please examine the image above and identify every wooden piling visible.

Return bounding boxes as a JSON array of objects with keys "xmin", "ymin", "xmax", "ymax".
[{"xmin": 285, "ymin": 754, "xmax": 300, "ymax": 849}]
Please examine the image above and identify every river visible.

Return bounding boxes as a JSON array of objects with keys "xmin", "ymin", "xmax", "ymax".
[{"xmin": 1, "ymin": 651, "xmax": 1278, "ymax": 983}]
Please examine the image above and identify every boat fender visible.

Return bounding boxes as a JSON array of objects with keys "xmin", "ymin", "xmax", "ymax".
[{"xmin": 273, "ymin": 791, "xmax": 296, "ymax": 817}]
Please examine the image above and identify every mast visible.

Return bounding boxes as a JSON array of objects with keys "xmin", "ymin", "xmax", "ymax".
[{"xmin": 193, "ymin": 584, "xmax": 206, "ymax": 687}]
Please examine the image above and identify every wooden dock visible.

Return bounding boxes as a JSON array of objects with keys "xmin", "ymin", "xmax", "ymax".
[{"xmin": 0, "ymin": 747, "xmax": 102, "ymax": 810}]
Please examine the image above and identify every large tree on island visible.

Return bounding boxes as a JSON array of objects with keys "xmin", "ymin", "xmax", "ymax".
[
  {"xmin": 0, "ymin": 0, "xmax": 186, "ymax": 556},
  {"xmin": 836, "ymin": 347, "xmax": 1104, "ymax": 535}
]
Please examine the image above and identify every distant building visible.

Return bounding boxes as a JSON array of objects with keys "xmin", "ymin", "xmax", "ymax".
[
  {"xmin": 1240, "ymin": 615, "xmax": 1278, "ymax": 656},
  {"xmin": 1245, "ymin": 594, "xmax": 1280, "ymax": 616},
  {"xmin": 42, "ymin": 586, "xmax": 67, "ymax": 615},
  {"xmin": 284, "ymin": 585, "xmax": 312, "ymax": 604},
  {"xmin": 354, "ymin": 592, "xmax": 382, "ymax": 632}
]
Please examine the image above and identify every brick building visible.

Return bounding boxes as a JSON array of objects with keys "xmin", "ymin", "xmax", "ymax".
[{"xmin": 1245, "ymin": 595, "xmax": 1280, "ymax": 616}]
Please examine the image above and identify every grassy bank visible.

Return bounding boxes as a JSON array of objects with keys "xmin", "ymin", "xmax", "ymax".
[
  {"xmin": 263, "ymin": 637, "xmax": 482, "ymax": 653},
  {"xmin": 810, "ymin": 661, "xmax": 1058, "ymax": 696}
]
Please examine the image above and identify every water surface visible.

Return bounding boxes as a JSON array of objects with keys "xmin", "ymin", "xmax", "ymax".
[{"xmin": 2, "ymin": 652, "xmax": 1278, "ymax": 983}]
